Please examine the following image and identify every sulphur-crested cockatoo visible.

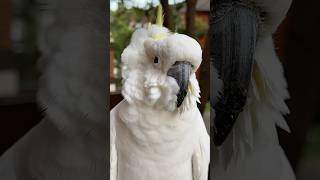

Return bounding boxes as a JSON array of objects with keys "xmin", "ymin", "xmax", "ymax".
[
  {"xmin": 0, "ymin": 0, "xmax": 107, "ymax": 179},
  {"xmin": 210, "ymin": 0, "xmax": 295, "ymax": 179},
  {"xmin": 110, "ymin": 6, "xmax": 210, "ymax": 180}
]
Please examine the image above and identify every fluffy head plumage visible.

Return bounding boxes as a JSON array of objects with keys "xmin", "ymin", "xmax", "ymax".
[{"xmin": 121, "ymin": 25, "xmax": 202, "ymax": 112}]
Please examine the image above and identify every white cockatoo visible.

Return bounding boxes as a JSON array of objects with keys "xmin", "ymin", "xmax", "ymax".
[
  {"xmin": 0, "ymin": 0, "xmax": 107, "ymax": 179},
  {"xmin": 211, "ymin": 0, "xmax": 295, "ymax": 179},
  {"xmin": 110, "ymin": 6, "xmax": 210, "ymax": 180}
]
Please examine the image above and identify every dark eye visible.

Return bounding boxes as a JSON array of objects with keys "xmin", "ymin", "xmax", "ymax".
[{"xmin": 154, "ymin": 57, "xmax": 159, "ymax": 64}]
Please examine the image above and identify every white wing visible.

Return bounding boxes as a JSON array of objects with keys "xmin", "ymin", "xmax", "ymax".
[
  {"xmin": 110, "ymin": 101, "xmax": 124, "ymax": 180},
  {"xmin": 192, "ymin": 114, "xmax": 210, "ymax": 180}
]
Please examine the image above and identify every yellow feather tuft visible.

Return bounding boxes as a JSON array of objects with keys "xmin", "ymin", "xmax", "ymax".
[
  {"xmin": 152, "ymin": 33, "xmax": 167, "ymax": 40},
  {"xmin": 151, "ymin": 4, "xmax": 168, "ymax": 41},
  {"xmin": 156, "ymin": 4, "xmax": 164, "ymax": 27}
]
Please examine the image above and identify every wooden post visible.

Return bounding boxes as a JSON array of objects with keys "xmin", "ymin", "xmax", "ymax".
[
  {"xmin": 186, "ymin": 0, "xmax": 197, "ymax": 38},
  {"xmin": 160, "ymin": 0, "xmax": 173, "ymax": 31}
]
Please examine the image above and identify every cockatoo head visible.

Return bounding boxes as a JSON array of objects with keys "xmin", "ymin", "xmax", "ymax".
[{"xmin": 121, "ymin": 24, "xmax": 202, "ymax": 112}]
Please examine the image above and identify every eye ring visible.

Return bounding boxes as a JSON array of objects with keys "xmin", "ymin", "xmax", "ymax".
[{"xmin": 154, "ymin": 56, "xmax": 159, "ymax": 64}]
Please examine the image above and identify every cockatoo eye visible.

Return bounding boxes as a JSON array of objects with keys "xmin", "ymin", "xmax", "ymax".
[{"xmin": 154, "ymin": 56, "xmax": 159, "ymax": 64}]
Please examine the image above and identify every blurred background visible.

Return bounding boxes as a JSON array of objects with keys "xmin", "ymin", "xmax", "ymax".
[
  {"xmin": 0, "ymin": 0, "xmax": 42, "ymax": 156},
  {"xmin": 0, "ymin": 0, "xmax": 319, "ymax": 179}
]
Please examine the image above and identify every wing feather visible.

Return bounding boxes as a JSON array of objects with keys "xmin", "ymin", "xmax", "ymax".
[
  {"xmin": 192, "ymin": 118, "xmax": 210, "ymax": 180},
  {"xmin": 110, "ymin": 101, "xmax": 125, "ymax": 180}
]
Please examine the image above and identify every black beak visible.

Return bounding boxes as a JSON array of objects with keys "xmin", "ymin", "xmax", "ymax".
[
  {"xmin": 167, "ymin": 61, "xmax": 192, "ymax": 108},
  {"xmin": 210, "ymin": 2, "xmax": 259, "ymax": 146}
]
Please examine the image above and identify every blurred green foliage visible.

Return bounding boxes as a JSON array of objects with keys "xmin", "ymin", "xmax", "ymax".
[
  {"xmin": 302, "ymin": 115, "xmax": 320, "ymax": 160},
  {"xmin": 204, "ymin": 102, "xmax": 210, "ymax": 113},
  {"xmin": 195, "ymin": 17, "xmax": 209, "ymax": 38}
]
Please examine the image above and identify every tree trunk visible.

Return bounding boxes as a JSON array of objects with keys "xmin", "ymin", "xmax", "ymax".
[
  {"xmin": 198, "ymin": 36, "xmax": 210, "ymax": 113},
  {"xmin": 160, "ymin": 0, "xmax": 173, "ymax": 31},
  {"xmin": 186, "ymin": 0, "xmax": 197, "ymax": 38}
]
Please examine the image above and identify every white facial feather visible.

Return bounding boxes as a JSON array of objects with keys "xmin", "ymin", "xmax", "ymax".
[{"xmin": 121, "ymin": 25, "xmax": 202, "ymax": 112}]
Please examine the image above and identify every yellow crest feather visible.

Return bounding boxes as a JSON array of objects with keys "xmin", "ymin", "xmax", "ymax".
[{"xmin": 156, "ymin": 4, "xmax": 164, "ymax": 27}]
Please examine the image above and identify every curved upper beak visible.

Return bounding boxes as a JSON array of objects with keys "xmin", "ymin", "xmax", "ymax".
[{"xmin": 167, "ymin": 61, "xmax": 192, "ymax": 108}]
